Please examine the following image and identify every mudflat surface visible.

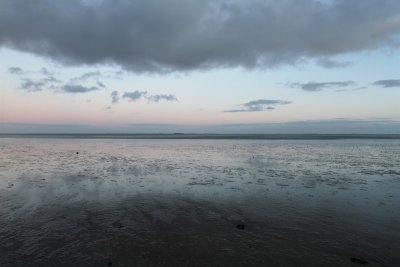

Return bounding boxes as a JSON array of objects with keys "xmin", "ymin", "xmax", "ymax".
[{"xmin": 1, "ymin": 138, "xmax": 399, "ymax": 266}]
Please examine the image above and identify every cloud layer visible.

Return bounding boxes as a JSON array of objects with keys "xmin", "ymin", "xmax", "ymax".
[
  {"xmin": 122, "ymin": 90, "xmax": 178, "ymax": 103},
  {"xmin": 373, "ymin": 79, "xmax": 400, "ymax": 88},
  {"xmin": 1, "ymin": 0, "xmax": 400, "ymax": 72},
  {"xmin": 61, "ymin": 84, "xmax": 98, "ymax": 93},
  {"xmin": 111, "ymin": 91, "xmax": 120, "ymax": 104},
  {"xmin": 8, "ymin": 67, "xmax": 23, "ymax": 75},
  {"xmin": 122, "ymin": 91, "xmax": 148, "ymax": 101},
  {"xmin": 226, "ymin": 99, "xmax": 291, "ymax": 112},
  {"xmin": 290, "ymin": 81, "xmax": 355, "ymax": 91}
]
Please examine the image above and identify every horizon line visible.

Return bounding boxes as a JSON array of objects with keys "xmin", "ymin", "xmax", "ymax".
[{"xmin": 1, "ymin": 133, "xmax": 400, "ymax": 140}]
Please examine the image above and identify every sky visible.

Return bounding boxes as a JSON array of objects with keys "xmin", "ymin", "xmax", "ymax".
[{"xmin": 0, "ymin": 0, "xmax": 400, "ymax": 133}]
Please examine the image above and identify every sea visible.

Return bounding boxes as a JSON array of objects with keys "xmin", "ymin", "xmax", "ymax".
[{"xmin": 0, "ymin": 134, "xmax": 399, "ymax": 266}]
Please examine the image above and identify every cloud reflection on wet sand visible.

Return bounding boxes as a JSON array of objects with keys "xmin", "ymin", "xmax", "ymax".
[{"xmin": 1, "ymin": 138, "xmax": 400, "ymax": 266}]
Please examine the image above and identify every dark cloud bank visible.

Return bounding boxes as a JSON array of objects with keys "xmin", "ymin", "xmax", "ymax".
[{"xmin": 1, "ymin": 0, "xmax": 400, "ymax": 72}]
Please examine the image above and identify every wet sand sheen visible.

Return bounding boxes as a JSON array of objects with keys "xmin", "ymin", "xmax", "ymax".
[{"xmin": 0, "ymin": 138, "xmax": 399, "ymax": 266}]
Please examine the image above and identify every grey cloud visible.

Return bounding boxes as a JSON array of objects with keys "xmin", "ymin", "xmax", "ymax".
[
  {"xmin": 316, "ymin": 58, "xmax": 351, "ymax": 69},
  {"xmin": 40, "ymin": 67, "xmax": 56, "ymax": 76},
  {"xmin": 122, "ymin": 91, "xmax": 148, "ymax": 101},
  {"xmin": 97, "ymin": 81, "xmax": 106, "ymax": 88},
  {"xmin": 8, "ymin": 67, "xmax": 23, "ymax": 75},
  {"xmin": 373, "ymin": 79, "xmax": 400, "ymax": 88},
  {"xmin": 111, "ymin": 91, "xmax": 120, "ymax": 104},
  {"xmin": 80, "ymin": 71, "xmax": 101, "ymax": 80},
  {"xmin": 20, "ymin": 78, "xmax": 46, "ymax": 92},
  {"xmin": 146, "ymin": 94, "xmax": 178, "ymax": 102},
  {"xmin": 69, "ymin": 71, "xmax": 111, "ymax": 90},
  {"xmin": 19, "ymin": 76, "xmax": 61, "ymax": 92},
  {"xmin": 226, "ymin": 99, "xmax": 291, "ymax": 113},
  {"xmin": 42, "ymin": 76, "xmax": 62, "ymax": 84},
  {"xmin": 71, "ymin": 71, "xmax": 101, "ymax": 82},
  {"xmin": 291, "ymin": 81, "xmax": 355, "ymax": 91},
  {"xmin": 8, "ymin": 66, "xmax": 106, "ymax": 93},
  {"xmin": 61, "ymin": 84, "xmax": 98, "ymax": 93},
  {"xmin": 122, "ymin": 90, "xmax": 178, "ymax": 102},
  {"xmin": 70, "ymin": 71, "xmax": 105, "ymax": 87},
  {"xmin": 1, "ymin": 0, "xmax": 400, "ymax": 73}
]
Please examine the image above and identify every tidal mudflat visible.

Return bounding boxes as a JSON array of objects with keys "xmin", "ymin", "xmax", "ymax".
[{"xmin": 1, "ymin": 137, "xmax": 399, "ymax": 266}]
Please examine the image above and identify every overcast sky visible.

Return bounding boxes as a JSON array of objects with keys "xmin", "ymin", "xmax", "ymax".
[{"xmin": 1, "ymin": 0, "xmax": 400, "ymax": 133}]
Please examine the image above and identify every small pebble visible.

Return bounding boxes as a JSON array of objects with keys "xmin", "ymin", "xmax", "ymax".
[
  {"xmin": 112, "ymin": 221, "xmax": 124, "ymax": 228},
  {"xmin": 350, "ymin": 257, "xmax": 368, "ymax": 265},
  {"xmin": 236, "ymin": 224, "xmax": 246, "ymax": 230}
]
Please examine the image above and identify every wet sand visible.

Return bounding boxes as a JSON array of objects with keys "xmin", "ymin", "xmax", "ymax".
[{"xmin": 1, "ymin": 138, "xmax": 400, "ymax": 266}]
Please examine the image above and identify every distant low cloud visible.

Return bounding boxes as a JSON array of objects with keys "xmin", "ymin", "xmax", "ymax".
[
  {"xmin": 18, "ymin": 75, "xmax": 61, "ymax": 92},
  {"xmin": 316, "ymin": 58, "xmax": 351, "ymax": 69},
  {"xmin": 97, "ymin": 81, "xmax": 106, "ymax": 88},
  {"xmin": 69, "ymin": 70, "xmax": 108, "ymax": 90},
  {"xmin": 147, "ymin": 94, "xmax": 177, "ymax": 102},
  {"xmin": 122, "ymin": 91, "xmax": 148, "ymax": 101},
  {"xmin": 122, "ymin": 90, "xmax": 178, "ymax": 103},
  {"xmin": 8, "ymin": 67, "xmax": 24, "ymax": 75},
  {"xmin": 373, "ymin": 79, "xmax": 400, "ymax": 88},
  {"xmin": 40, "ymin": 67, "xmax": 56, "ymax": 76},
  {"xmin": 61, "ymin": 84, "xmax": 98, "ymax": 93},
  {"xmin": 1, "ymin": 0, "xmax": 400, "ymax": 72},
  {"xmin": 290, "ymin": 81, "xmax": 355, "ymax": 92},
  {"xmin": 20, "ymin": 78, "xmax": 46, "ymax": 92},
  {"xmin": 7, "ymin": 66, "xmax": 106, "ymax": 93},
  {"xmin": 70, "ymin": 71, "xmax": 101, "ymax": 83},
  {"xmin": 111, "ymin": 91, "xmax": 120, "ymax": 104},
  {"xmin": 226, "ymin": 99, "xmax": 291, "ymax": 113}
]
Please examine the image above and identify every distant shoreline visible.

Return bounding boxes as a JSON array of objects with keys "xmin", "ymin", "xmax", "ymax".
[{"xmin": 1, "ymin": 133, "xmax": 400, "ymax": 140}]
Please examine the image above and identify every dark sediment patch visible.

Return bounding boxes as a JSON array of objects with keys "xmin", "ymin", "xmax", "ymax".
[
  {"xmin": 351, "ymin": 258, "xmax": 369, "ymax": 265},
  {"xmin": 236, "ymin": 224, "xmax": 246, "ymax": 230}
]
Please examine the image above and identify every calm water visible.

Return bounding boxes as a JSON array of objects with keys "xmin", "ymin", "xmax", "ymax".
[{"xmin": 0, "ymin": 137, "xmax": 399, "ymax": 266}]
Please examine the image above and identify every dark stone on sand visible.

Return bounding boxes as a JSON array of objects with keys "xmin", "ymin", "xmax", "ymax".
[
  {"xmin": 236, "ymin": 224, "xmax": 246, "ymax": 230},
  {"xmin": 76, "ymin": 152, "xmax": 79, "ymax": 154},
  {"xmin": 350, "ymin": 257, "xmax": 368, "ymax": 264},
  {"xmin": 112, "ymin": 221, "xmax": 124, "ymax": 228}
]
